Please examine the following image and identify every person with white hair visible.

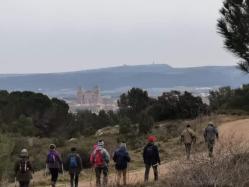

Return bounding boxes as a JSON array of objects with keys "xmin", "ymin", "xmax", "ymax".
[
  {"xmin": 90, "ymin": 140, "xmax": 110, "ymax": 187},
  {"xmin": 113, "ymin": 142, "xmax": 131, "ymax": 186},
  {"xmin": 14, "ymin": 149, "xmax": 34, "ymax": 187},
  {"xmin": 204, "ymin": 122, "xmax": 219, "ymax": 157}
]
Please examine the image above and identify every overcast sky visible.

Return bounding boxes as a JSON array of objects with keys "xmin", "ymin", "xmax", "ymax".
[{"xmin": 0, "ymin": 0, "xmax": 237, "ymax": 73}]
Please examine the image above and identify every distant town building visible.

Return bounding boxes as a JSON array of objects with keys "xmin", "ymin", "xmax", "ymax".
[
  {"xmin": 70, "ymin": 86, "xmax": 118, "ymax": 113},
  {"xmin": 77, "ymin": 86, "xmax": 101, "ymax": 105}
]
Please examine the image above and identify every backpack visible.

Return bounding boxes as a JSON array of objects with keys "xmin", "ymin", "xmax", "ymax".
[
  {"xmin": 145, "ymin": 145, "xmax": 154, "ymax": 159},
  {"xmin": 94, "ymin": 149, "xmax": 104, "ymax": 167},
  {"xmin": 69, "ymin": 155, "xmax": 78, "ymax": 169},
  {"xmin": 116, "ymin": 150, "xmax": 127, "ymax": 169},
  {"xmin": 47, "ymin": 151, "xmax": 57, "ymax": 163},
  {"xmin": 19, "ymin": 160, "xmax": 29, "ymax": 173}
]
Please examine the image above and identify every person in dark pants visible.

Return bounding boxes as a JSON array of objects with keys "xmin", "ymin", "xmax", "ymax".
[
  {"xmin": 46, "ymin": 144, "xmax": 63, "ymax": 187},
  {"xmin": 90, "ymin": 140, "xmax": 110, "ymax": 187},
  {"xmin": 143, "ymin": 136, "xmax": 160, "ymax": 182},
  {"xmin": 14, "ymin": 149, "xmax": 34, "ymax": 187},
  {"xmin": 204, "ymin": 122, "xmax": 219, "ymax": 157},
  {"xmin": 66, "ymin": 147, "xmax": 82, "ymax": 187},
  {"xmin": 113, "ymin": 142, "xmax": 131, "ymax": 186},
  {"xmin": 181, "ymin": 124, "xmax": 197, "ymax": 160}
]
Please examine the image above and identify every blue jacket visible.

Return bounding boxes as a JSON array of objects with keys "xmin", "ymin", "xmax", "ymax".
[{"xmin": 113, "ymin": 147, "xmax": 131, "ymax": 170}]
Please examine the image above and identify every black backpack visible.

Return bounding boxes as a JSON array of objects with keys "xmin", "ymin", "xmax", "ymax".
[
  {"xmin": 19, "ymin": 159, "xmax": 29, "ymax": 173},
  {"xmin": 145, "ymin": 145, "xmax": 155, "ymax": 159}
]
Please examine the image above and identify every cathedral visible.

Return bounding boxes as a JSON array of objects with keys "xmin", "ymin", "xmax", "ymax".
[
  {"xmin": 77, "ymin": 86, "xmax": 101, "ymax": 105},
  {"xmin": 72, "ymin": 86, "xmax": 118, "ymax": 113}
]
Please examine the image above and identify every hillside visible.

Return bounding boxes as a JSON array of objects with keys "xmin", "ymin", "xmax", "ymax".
[{"xmin": 0, "ymin": 64, "xmax": 248, "ymax": 97}]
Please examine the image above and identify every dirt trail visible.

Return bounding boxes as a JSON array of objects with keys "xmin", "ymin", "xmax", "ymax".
[
  {"xmin": 219, "ymin": 118, "xmax": 249, "ymax": 142},
  {"xmin": 76, "ymin": 118, "xmax": 249, "ymax": 187}
]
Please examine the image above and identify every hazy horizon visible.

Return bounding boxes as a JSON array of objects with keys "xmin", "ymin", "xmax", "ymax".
[
  {"xmin": 0, "ymin": 63, "xmax": 239, "ymax": 75},
  {"xmin": 0, "ymin": 0, "xmax": 237, "ymax": 74}
]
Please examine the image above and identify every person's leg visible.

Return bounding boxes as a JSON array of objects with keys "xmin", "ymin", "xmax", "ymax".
[
  {"xmin": 185, "ymin": 143, "xmax": 191, "ymax": 160},
  {"xmin": 50, "ymin": 168, "xmax": 59, "ymax": 187},
  {"xmin": 19, "ymin": 182, "xmax": 24, "ymax": 187},
  {"xmin": 24, "ymin": 181, "xmax": 30, "ymax": 187},
  {"xmin": 95, "ymin": 167, "xmax": 101, "ymax": 187},
  {"xmin": 116, "ymin": 170, "xmax": 121, "ymax": 186},
  {"xmin": 208, "ymin": 140, "xmax": 214, "ymax": 157},
  {"xmin": 49, "ymin": 169, "xmax": 55, "ymax": 187},
  {"xmin": 103, "ymin": 166, "xmax": 108, "ymax": 187},
  {"xmin": 69, "ymin": 172, "xmax": 74, "ymax": 187},
  {"xmin": 75, "ymin": 173, "xmax": 79, "ymax": 187},
  {"xmin": 123, "ymin": 169, "xmax": 127, "ymax": 185},
  {"xmin": 144, "ymin": 164, "xmax": 151, "ymax": 182},
  {"xmin": 152, "ymin": 165, "xmax": 159, "ymax": 181}
]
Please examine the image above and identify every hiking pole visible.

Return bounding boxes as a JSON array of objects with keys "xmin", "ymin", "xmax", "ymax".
[
  {"xmin": 14, "ymin": 177, "xmax": 17, "ymax": 187},
  {"xmin": 62, "ymin": 164, "xmax": 65, "ymax": 177},
  {"xmin": 44, "ymin": 164, "xmax": 48, "ymax": 177},
  {"xmin": 127, "ymin": 165, "xmax": 130, "ymax": 186},
  {"xmin": 90, "ymin": 167, "xmax": 94, "ymax": 187}
]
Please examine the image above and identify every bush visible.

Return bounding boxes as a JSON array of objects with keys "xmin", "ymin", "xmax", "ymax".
[
  {"xmin": 138, "ymin": 113, "xmax": 154, "ymax": 134},
  {"xmin": 0, "ymin": 134, "xmax": 15, "ymax": 184},
  {"xmin": 119, "ymin": 117, "xmax": 133, "ymax": 134}
]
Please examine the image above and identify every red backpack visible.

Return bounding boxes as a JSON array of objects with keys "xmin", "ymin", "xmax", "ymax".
[{"xmin": 94, "ymin": 149, "xmax": 104, "ymax": 167}]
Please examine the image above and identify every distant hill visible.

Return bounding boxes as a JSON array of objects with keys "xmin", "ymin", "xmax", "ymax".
[{"xmin": 0, "ymin": 64, "xmax": 248, "ymax": 96}]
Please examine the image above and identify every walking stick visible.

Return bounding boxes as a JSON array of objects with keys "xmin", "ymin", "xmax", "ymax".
[
  {"xmin": 44, "ymin": 164, "xmax": 48, "ymax": 177},
  {"xmin": 14, "ymin": 177, "xmax": 17, "ymax": 187},
  {"xmin": 90, "ymin": 167, "xmax": 94, "ymax": 187},
  {"xmin": 62, "ymin": 164, "xmax": 65, "ymax": 177}
]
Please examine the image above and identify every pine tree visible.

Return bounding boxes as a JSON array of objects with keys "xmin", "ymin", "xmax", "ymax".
[{"xmin": 217, "ymin": 0, "xmax": 249, "ymax": 72}]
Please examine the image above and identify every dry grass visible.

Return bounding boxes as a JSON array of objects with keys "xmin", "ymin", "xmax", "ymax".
[{"xmin": 137, "ymin": 135, "xmax": 249, "ymax": 187}]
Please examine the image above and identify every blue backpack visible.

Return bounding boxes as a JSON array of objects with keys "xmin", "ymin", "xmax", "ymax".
[
  {"xmin": 116, "ymin": 150, "xmax": 128, "ymax": 169},
  {"xmin": 69, "ymin": 155, "xmax": 78, "ymax": 169}
]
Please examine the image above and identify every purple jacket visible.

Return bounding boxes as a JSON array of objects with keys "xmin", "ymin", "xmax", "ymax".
[{"xmin": 46, "ymin": 150, "xmax": 62, "ymax": 169}]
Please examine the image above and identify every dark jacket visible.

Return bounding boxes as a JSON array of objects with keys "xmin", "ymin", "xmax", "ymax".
[
  {"xmin": 204, "ymin": 124, "xmax": 219, "ymax": 142},
  {"xmin": 65, "ymin": 153, "xmax": 82, "ymax": 174},
  {"xmin": 143, "ymin": 143, "xmax": 160, "ymax": 166},
  {"xmin": 113, "ymin": 147, "xmax": 131, "ymax": 170},
  {"xmin": 14, "ymin": 156, "xmax": 34, "ymax": 182}
]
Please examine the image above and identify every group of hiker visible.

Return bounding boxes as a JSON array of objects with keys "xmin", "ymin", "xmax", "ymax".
[
  {"xmin": 181, "ymin": 121, "xmax": 219, "ymax": 159},
  {"xmin": 14, "ymin": 122, "xmax": 218, "ymax": 187}
]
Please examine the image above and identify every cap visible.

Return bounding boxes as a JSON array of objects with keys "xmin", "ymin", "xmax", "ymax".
[{"xmin": 148, "ymin": 135, "xmax": 156, "ymax": 142}]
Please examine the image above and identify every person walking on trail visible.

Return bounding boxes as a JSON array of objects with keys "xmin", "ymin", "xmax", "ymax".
[
  {"xmin": 181, "ymin": 124, "xmax": 197, "ymax": 160},
  {"xmin": 143, "ymin": 136, "xmax": 160, "ymax": 182},
  {"xmin": 113, "ymin": 142, "xmax": 131, "ymax": 186},
  {"xmin": 204, "ymin": 122, "xmax": 219, "ymax": 157},
  {"xmin": 89, "ymin": 144, "xmax": 98, "ymax": 163},
  {"xmin": 46, "ymin": 144, "xmax": 63, "ymax": 187},
  {"xmin": 14, "ymin": 149, "xmax": 34, "ymax": 187},
  {"xmin": 66, "ymin": 147, "xmax": 82, "ymax": 187},
  {"xmin": 90, "ymin": 140, "xmax": 110, "ymax": 187}
]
